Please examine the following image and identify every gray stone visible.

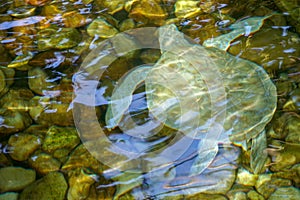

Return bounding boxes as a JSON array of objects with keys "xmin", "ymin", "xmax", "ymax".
[{"xmin": 0, "ymin": 167, "xmax": 36, "ymax": 192}]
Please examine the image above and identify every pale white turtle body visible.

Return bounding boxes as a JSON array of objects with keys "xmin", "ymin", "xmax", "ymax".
[{"xmin": 106, "ymin": 16, "xmax": 277, "ymax": 175}]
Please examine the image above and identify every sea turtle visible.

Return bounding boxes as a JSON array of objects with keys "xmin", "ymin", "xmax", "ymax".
[{"xmin": 105, "ymin": 16, "xmax": 277, "ymax": 175}]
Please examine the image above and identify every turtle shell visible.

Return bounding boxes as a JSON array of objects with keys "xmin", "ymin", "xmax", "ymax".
[{"xmin": 145, "ymin": 24, "xmax": 277, "ymax": 146}]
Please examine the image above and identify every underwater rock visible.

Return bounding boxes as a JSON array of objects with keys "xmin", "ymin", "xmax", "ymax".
[
  {"xmin": 269, "ymin": 142, "xmax": 300, "ymax": 172},
  {"xmin": 28, "ymin": 50, "xmax": 81, "ymax": 70},
  {"xmin": 140, "ymin": 49, "xmax": 161, "ymax": 64},
  {"xmin": 228, "ymin": 27, "xmax": 300, "ymax": 73},
  {"xmin": 268, "ymin": 112, "xmax": 297, "ymax": 140},
  {"xmin": 119, "ymin": 18, "xmax": 136, "ymax": 32},
  {"xmin": 37, "ymin": 26, "xmax": 81, "ymax": 50},
  {"xmin": 174, "ymin": 0, "xmax": 202, "ymax": 19},
  {"xmin": 268, "ymin": 186, "xmax": 300, "ymax": 200},
  {"xmin": 283, "ymin": 88, "xmax": 300, "ymax": 113},
  {"xmin": 0, "ymin": 192, "xmax": 18, "ymax": 200},
  {"xmin": 42, "ymin": 126, "xmax": 80, "ymax": 156},
  {"xmin": 28, "ymin": 151, "xmax": 61, "ymax": 175},
  {"xmin": 0, "ymin": 69, "xmax": 6, "ymax": 95},
  {"xmin": 19, "ymin": 171, "xmax": 67, "ymax": 200},
  {"xmin": 226, "ymin": 184, "xmax": 253, "ymax": 200},
  {"xmin": 25, "ymin": 0, "xmax": 50, "ymax": 6},
  {"xmin": 7, "ymin": 5, "xmax": 36, "ymax": 18},
  {"xmin": 274, "ymin": 0, "xmax": 300, "ymax": 33},
  {"xmin": 0, "ymin": 109, "xmax": 32, "ymax": 138},
  {"xmin": 95, "ymin": 0, "xmax": 126, "ymax": 14},
  {"xmin": 87, "ymin": 17, "xmax": 119, "ymax": 38},
  {"xmin": 0, "ymin": 167, "xmax": 36, "ymax": 192},
  {"xmin": 236, "ymin": 168, "xmax": 258, "ymax": 186},
  {"xmin": 0, "ymin": 153, "xmax": 12, "ymax": 167},
  {"xmin": 0, "ymin": 66, "xmax": 15, "ymax": 98},
  {"xmin": 181, "ymin": 14, "xmax": 221, "ymax": 43},
  {"xmin": 29, "ymin": 95, "xmax": 74, "ymax": 126},
  {"xmin": 62, "ymin": 144, "xmax": 105, "ymax": 175},
  {"xmin": 7, "ymin": 52, "xmax": 33, "ymax": 71},
  {"xmin": 255, "ymin": 174, "xmax": 292, "ymax": 199},
  {"xmin": 0, "ymin": 45, "xmax": 12, "ymax": 67},
  {"xmin": 247, "ymin": 190, "xmax": 264, "ymax": 200},
  {"xmin": 275, "ymin": 72, "xmax": 295, "ymax": 98},
  {"xmin": 125, "ymin": 0, "xmax": 168, "ymax": 26},
  {"xmin": 0, "ymin": 88, "xmax": 34, "ymax": 111},
  {"xmin": 229, "ymin": 192, "xmax": 247, "ymax": 200},
  {"xmin": 62, "ymin": 10, "xmax": 92, "ymax": 28},
  {"xmin": 0, "ymin": 88, "xmax": 34, "ymax": 137},
  {"xmin": 28, "ymin": 67, "xmax": 57, "ymax": 95},
  {"xmin": 8, "ymin": 133, "xmax": 41, "ymax": 161},
  {"xmin": 67, "ymin": 168, "xmax": 97, "ymax": 200}
]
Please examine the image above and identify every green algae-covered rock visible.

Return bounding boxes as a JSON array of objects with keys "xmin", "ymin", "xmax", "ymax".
[
  {"xmin": 247, "ymin": 190, "xmax": 264, "ymax": 200},
  {"xmin": 0, "ymin": 109, "xmax": 32, "ymax": 138},
  {"xmin": 28, "ymin": 67, "xmax": 57, "ymax": 95},
  {"xmin": 19, "ymin": 172, "xmax": 67, "ymax": 200},
  {"xmin": 0, "ymin": 192, "xmax": 18, "ymax": 200},
  {"xmin": 255, "ymin": 174, "xmax": 292, "ymax": 199},
  {"xmin": 125, "ymin": 0, "xmax": 168, "ymax": 25},
  {"xmin": 28, "ymin": 151, "xmax": 61, "ymax": 175},
  {"xmin": 269, "ymin": 186, "xmax": 300, "ymax": 200},
  {"xmin": 37, "ymin": 27, "xmax": 81, "ymax": 51},
  {"xmin": 8, "ymin": 133, "xmax": 41, "ymax": 161},
  {"xmin": 0, "ymin": 167, "xmax": 36, "ymax": 192},
  {"xmin": 42, "ymin": 126, "xmax": 80, "ymax": 154},
  {"xmin": 0, "ymin": 66, "xmax": 15, "ymax": 98},
  {"xmin": 87, "ymin": 17, "xmax": 119, "ymax": 38},
  {"xmin": 67, "ymin": 168, "xmax": 97, "ymax": 200},
  {"xmin": 29, "ymin": 96, "xmax": 74, "ymax": 126},
  {"xmin": 236, "ymin": 168, "xmax": 258, "ymax": 186},
  {"xmin": 62, "ymin": 144, "xmax": 105, "ymax": 175},
  {"xmin": 7, "ymin": 52, "xmax": 33, "ymax": 71},
  {"xmin": 228, "ymin": 28, "xmax": 300, "ymax": 73}
]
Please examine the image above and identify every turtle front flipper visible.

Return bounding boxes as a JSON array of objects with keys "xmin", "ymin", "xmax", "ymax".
[
  {"xmin": 190, "ymin": 143, "xmax": 219, "ymax": 176},
  {"xmin": 250, "ymin": 130, "xmax": 268, "ymax": 174},
  {"xmin": 190, "ymin": 123, "xmax": 224, "ymax": 176}
]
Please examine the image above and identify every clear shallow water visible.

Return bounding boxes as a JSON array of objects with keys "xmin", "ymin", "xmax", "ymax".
[{"xmin": 0, "ymin": 0, "xmax": 299, "ymax": 199}]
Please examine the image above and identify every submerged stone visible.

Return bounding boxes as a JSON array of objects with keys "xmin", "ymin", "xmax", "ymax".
[
  {"xmin": 268, "ymin": 186, "xmax": 300, "ymax": 200},
  {"xmin": 37, "ymin": 27, "xmax": 81, "ymax": 50},
  {"xmin": 247, "ymin": 190, "xmax": 264, "ymax": 200},
  {"xmin": 19, "ymin": 172, "xmax": 67, "ymax": 200},
  {"xmin": 62, "ymin": 144, "xmax": 105, "ymax": 175},
  {"xmin": 0, "ymin": 167, "xmax": 36, "ymax": 192},
  {"xmin": 8, "ymin": 133, "xmax": 41, "ymax": 161},
  {"xmin": 87, "ymin": 17, "xmax": 119, "ymax": 38},
  {"xmin": 0, "ymin": 66, "xmax": 15, "ymax": 98},
  {"xmin": 283, "ymin": 88, "xmax": 300, "ymax": 113},
  {"xmin": 29, "ymin": 96, "xmax": 74, "ymax": 126},
  {"xmin": 126, "ymin": 0, "xmax": 168, "ymax": 25},
  {"xmin": 236, "ymin": 168, "xmax": 258, "ymax": 186},
  {"xmin": 228, "ymin": 27, "xmax": 300, "ymax": 73},
  {"xmin": 67, "ymin": 168, "xmax": 97, "ymax": 200},
  {"xmin": 95, "ymin": 0, "xmax": 126, "ymax": 14},
  {"xmin": 28, "ymin": 67, "xmax": 57, "ymax": 95},
  {"xmin": 174, "ymin": 0, "xmax": 202, "ymax": 19},
  {"xmin": 0, "ymin": 192, "xmax": 18, "ymax": 200},
  {"xmin": 28, "ymin": 151, "xmax": 61, "ymax": 175},
  {"xmin": 42, "ymin": 126, "xmax": 80, "ymax": 155}
]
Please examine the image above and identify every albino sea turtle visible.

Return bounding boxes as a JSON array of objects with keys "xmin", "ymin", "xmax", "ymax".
[{"xmin": 105, "ymin": 16, "xmax": 277, "ymax": 175}]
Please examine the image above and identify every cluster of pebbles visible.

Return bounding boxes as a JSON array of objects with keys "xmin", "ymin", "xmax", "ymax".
[{"xmin": 0, "ymin": 0, "xmax": 299, "ymax": 199}]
